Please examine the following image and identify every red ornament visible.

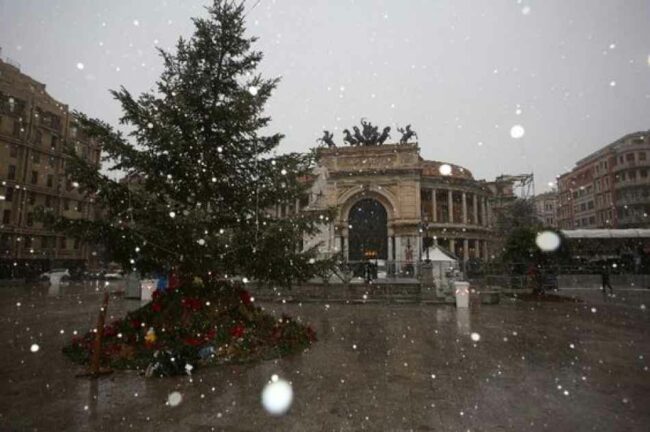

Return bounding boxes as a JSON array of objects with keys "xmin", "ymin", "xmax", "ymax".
[
  {"xmin": 239, "ymin": 289, "xmax": 252, "ymax": 305},
  {"xmin": 103, "ymin": 324, "xmax": 118, "ymax": 338},
  {"xmin": 230, "ymin": 324, "xmax": 245, "ymax": 338},
  {"xmin": 181, "ymin": 297, "xmax": 203, "ymax": 311},
  {"xmin": 151, "ymin": 302, "xmax": 162, "ymax": 312},
  {"xmin": 183, "ymin": 336, "xmax": 203, "ymax": 346},
  {"xmin": 205, "ymin": 328, "xmax": 217, "ymax": 340},
  {"xmin": 168, "ymin": 272, "xmax": 180, "ymax": 291}
]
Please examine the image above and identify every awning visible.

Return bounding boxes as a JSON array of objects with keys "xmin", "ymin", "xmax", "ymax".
[{"xmin": 561, "ymin": 229, "xmax": 650, "ymax": 239}]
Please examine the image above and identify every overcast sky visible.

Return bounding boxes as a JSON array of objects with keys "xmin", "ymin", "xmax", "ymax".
[{"xmin": 1, "ymin": 0, "xmax": 649, "ymax": 192}]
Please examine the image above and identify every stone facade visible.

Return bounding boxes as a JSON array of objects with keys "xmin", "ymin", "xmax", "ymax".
[
  {"xmin": 534, "ymin": 191, "xmax": 558, "ymax": 228},
  {"xmin": 303, "ymin": 143, "xmax": 496, "ymax": 264},
  {"xmin": 0, "ymin": 58, "xmax": 101, "ymax": 278}
]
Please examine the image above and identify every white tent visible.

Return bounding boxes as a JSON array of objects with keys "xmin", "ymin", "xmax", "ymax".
[
  {"xmin": 422, "ymin": 245, "xmax": 457, "ymax": 262},
  {"xmin": 421, "ymin": 246, "xmax": 459, "ymax": 297}
]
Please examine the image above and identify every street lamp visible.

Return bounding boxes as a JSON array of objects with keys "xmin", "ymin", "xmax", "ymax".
[{"xmin": 419, "ymin": 220, "xmax": 433, "ymax": 262}]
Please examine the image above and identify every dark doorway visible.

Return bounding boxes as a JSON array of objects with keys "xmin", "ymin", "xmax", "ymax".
[{"xmin": 348, "ymin": 198, "xmax": 388, "ymax": 260}]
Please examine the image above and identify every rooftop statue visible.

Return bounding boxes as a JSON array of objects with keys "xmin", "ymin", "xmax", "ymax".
[
  {"xmin": 320, "ymin": 120, "xmax": 408, "ymax": 147},
  {"xmin": 377, "ymin": 126, "xmax": 391, "ymax": 145},
  {"xmin": 349, "ymin": 119, "xmax": 391, "ymax": 146},
  {"xmin": 342, "ymin": 129, "xmax": 358, "ymax": 146},
  {"xmin": 397, "ymin": 124, "xmax": 417, "ymax": 145},
  {"xmin": 317, "ymin": 130, "xmax": 336, "ymax": 148}
]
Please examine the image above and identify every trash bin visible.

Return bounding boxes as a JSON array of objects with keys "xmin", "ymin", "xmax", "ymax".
[
  {"xmin": 125, "ymin": 272, "xmax": 141, "ymax": 299},
  {"xmin": 141, "ymin": 279, "xmax": 157, "ymax": 301},
  {"xmin": 454, "ymin": 281, "xmax": 470, "ymax": 308}
]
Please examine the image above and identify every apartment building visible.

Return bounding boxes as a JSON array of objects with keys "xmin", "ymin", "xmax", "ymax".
[
  {"xmin": 0, "ymin": 56, "xmax": 101, "ymax": 278},
  {"xmin": 557, "ymin": 131, "xmax": 650, "ymax": 229}
]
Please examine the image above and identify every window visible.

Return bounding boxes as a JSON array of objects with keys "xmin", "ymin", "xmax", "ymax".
[
  {"xmin": 45, "ymin": 196, "xmax": 52, "ymax": 208},
  {"xmin": 25, "ymin": 237, "xmax": 32, "ymax": 248},
  {"xmin": 5, "ymin": 187, "xmax": 13, "ymax": 202},
  {"xmin": 74, "ymin": 238, "xmax": 80, "ymax": 250},
  {"xmin": 8, "ymin": 165, "xmax": 16, "ymax": 180},
  {"xmin": 10, "ymin": 145, "xmax": 18, "ymax": 157},
  {"xmin": 629, "ymin": 170, "xmax": 637, "ymax": 180},
  {"xmin": 76, "ymin": 201, "xmax": 84, "ymax": 213},
  {"xmin": 28, "ymin": 192, "xmax": 35, "ymax": 205},
  {"xmin": 34, "ymin": 130, "xmax": 42, "ymax": 145},
  {"xmin": 626, "ymin": 153, "xmax": 635, "ymax": 162},
  {"xmin": 12, "ymin": 119, "xmax": 21, "ymax": 137},
  {"xmin": 31, "ymin": 170, "xmax": 38, "ymax": 184},
  {"xmin": 51, "ymin": 135, "xmax": 59, "ymax": 151},
  {"xmin": 640, "ymin": 152, "xmax": 647, "ymax": 161},
  {"xmin": 641, "ymin": 169, "xmax": 648, "ymax": 178},
  {"xmin": 48, "ymin": 156, "xmax": 55, "ymax": 168},
  {"xmin": 588, "ymin": 201, "xmax": 594, "ymax": 209},
  {"xmin": 32, "ymin": 152, "xmax": 40, "ymax": 164},
  {"xmin": 26, "ymin": 213, "xmax": 33, "ymax": 227},
  {"xmin": 63, "ymin": 199, "xmax": 69, "ymax": 211},
  {"xmin": 47, "ymin": 174, "xmax": 53, "ymax": 188},
  {"xmin": 2, "ymin": 210, "xmax": 11, "ymax": 224},
  {"xmin": 59, "ymin": 237, "xmax": 66, "ymax": 249}
]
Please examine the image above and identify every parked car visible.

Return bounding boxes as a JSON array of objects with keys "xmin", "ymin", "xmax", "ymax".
[
  {"xmin": 104, "ymin": 271, "xmax": 124, "ymax": 280},
  {"xmin": 40, "ymin": 268, "xmax": 70, "ymax": 282}
]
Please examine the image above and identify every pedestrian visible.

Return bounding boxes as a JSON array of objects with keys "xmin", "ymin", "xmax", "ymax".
[{"xmin": 601, "ymin": 266, "xmax": 613, "ymax": 296}]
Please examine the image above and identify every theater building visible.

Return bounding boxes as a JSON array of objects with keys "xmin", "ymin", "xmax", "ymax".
[{"xmin": 302, "ymin": 142, "xmax": 497, "ymax": 266}]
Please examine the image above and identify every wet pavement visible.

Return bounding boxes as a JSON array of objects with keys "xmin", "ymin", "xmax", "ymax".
[{"xmin": 1, "ymin": 281, "xmax": 649, "ymax": 431}]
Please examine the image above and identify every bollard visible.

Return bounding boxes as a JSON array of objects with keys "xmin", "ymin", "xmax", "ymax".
[{"xmin": 77, "ymin": 291, "xmax": 113, "ymax": 378}]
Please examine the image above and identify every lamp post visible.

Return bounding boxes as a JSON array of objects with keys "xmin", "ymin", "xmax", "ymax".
[{"xmin": 419, "ymin": 220, "xmax": 432, "ymax": 262}]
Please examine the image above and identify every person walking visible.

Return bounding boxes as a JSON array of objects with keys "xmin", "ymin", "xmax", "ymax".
[{"xmin": 601, "ymin": 266, "xmax": 613, "ymax": 296}]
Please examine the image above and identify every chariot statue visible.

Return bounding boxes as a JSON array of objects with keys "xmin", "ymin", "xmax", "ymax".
[
  {"xmin": 317, "ymin": 130, "xmax": 336, "ymax": 148},
  {"xmin": 397, "ymin": 124, "xmax": 417, "ymax": 144},
  {"xmin": 319, "ymin": 120, "xmax": 411, "ymax": 148}
]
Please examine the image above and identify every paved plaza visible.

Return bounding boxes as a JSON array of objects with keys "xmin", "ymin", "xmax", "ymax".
[{"xmin": 1, "ymin": 282, "xmax": 649, "ymax": 431}]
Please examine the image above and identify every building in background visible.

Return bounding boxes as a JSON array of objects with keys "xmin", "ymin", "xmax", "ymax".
[
  {"xmin": 303, "ymin": 142, "xmax": 506, "ymax": 270},
  {"xmin": 557, "ymin": 131, "xmax": 650, "ymax": 230},
  {"xmin": 0, "ymin": 56, "xmax": 102, "ymax": 278},
  {"xmin": 533, "ymin": 191, "xmax": 558, "ymax": 228}
]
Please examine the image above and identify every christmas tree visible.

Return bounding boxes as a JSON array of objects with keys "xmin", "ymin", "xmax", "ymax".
[
  {"xmin": 46, "ymin": 0, "xmax": 334, "ymax": 284},
  {"xmin": 51, "ymin": 0, "xmax": 334, "ymax": 375}
]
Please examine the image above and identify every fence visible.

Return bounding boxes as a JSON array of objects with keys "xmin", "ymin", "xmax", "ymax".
[{"xmin": 329, "ymin": 260, "xmax": 430, "ymax": 283}]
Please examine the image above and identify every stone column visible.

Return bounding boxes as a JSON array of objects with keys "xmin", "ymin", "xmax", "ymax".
[
  {"xmin": 482, "ymin": 198, "xmax": 488, "ymax": 226},
  {"xmin": 395, "ymin": 236, "xmax": 402, "ymax": 261},
  {"xmin": 448, "ymin": 190, "xmax": 454, "ymax": 223},
  {"xmin": 463, "ymin": 238, "xmax": 469, "ymax": 261},
  {"xmin": 473, "ymin": 194, "xmax": 478, "ymax": 225},
  {"xmin": 462, "ymin": 192, "xmax": 467, "ymax": 224},
  {"xmin": 483, "ymin": 240, "xmax": 489, "ymax": 260},
  {"xmin": 449, "ymin": 239, "xmax": 456, "ymax": 254},
  {"xmin": 431, "ymin": 188, "xmax": 437, "ymax": 222},
  {"xmin": 486, "ymin": 200, "xmax": 492, "ymax": 226}
]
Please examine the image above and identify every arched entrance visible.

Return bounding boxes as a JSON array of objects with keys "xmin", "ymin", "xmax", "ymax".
[{"xmin": 348, "ymin": 198, "xmax": 388, "ymax": 260}]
